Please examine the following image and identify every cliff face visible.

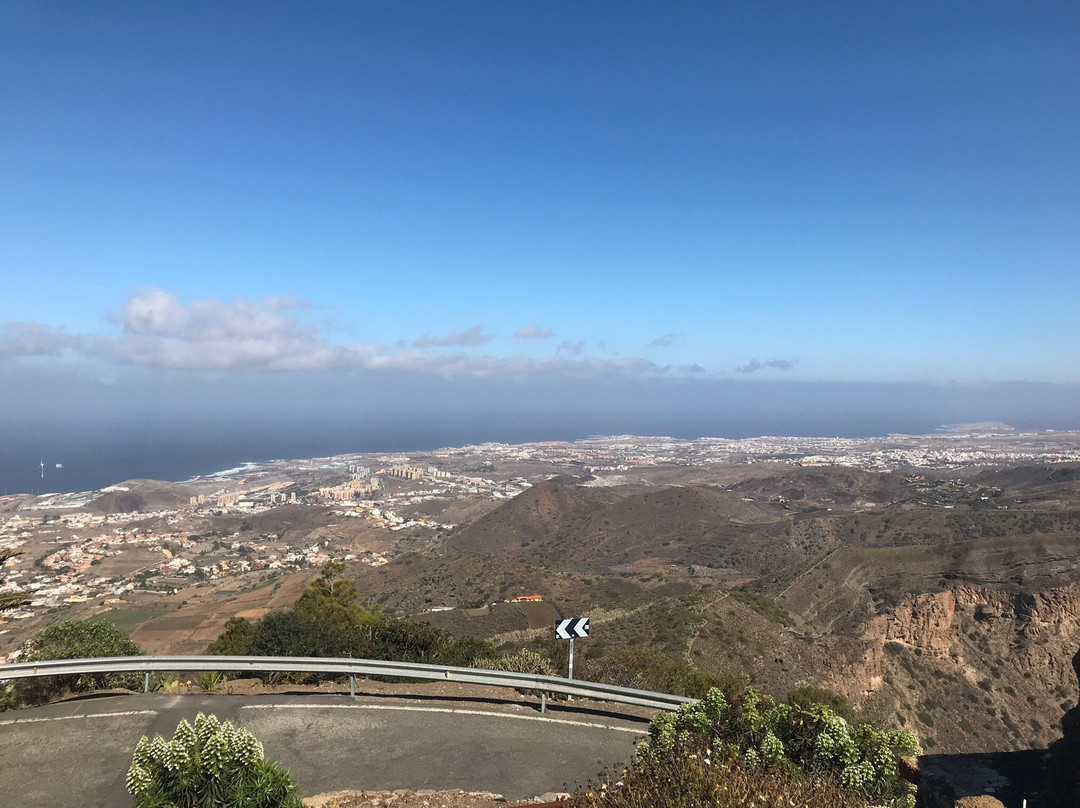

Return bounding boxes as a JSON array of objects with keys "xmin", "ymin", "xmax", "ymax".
[
  {"xmin": 871, "ymin": 591, "xmax": 958, "ymax": 658},
  {"xmin": 849, "ymin": 584, "xmax": 1080, "ymax": 752},
  {"xmin": 866, "ymin": 584, "xmax": 1080, "ymax": 657}
]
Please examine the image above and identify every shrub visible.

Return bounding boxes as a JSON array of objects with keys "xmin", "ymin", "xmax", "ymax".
[
  {"xmin": 198, "ymin": 671, "xmax": 226, "ymax": 692},
  {"xmin": 206, "ymin": 563, "xmax": 497, "ymax": 682},
  {"xmin": 127, "ymin": 713, "xmax": 303, "ymax": 808},
  {"xmin": 785, "ymin": 685, "xmax": 867, "ymax": 726},
  {"xmin": 207, "ymin": 617, "xmax": 258, "ymax": 656},
  {"xmin": 632, "ymin": 687, "xmax": 918, "ymax": 808},
  {"xmin": 360, "ymin": 616, "xmax": 496, "ymax": 666},
  {"xmin": 728, "ymin": 589, "xmax": 793, "ymax": 625},
  {"xmin": 18, "ymin": 619, "xmax": 144, "ymax": 704},
  {"xmin": 583, "ymin": 646, "xmax": 744, "ymax": 699},
  {"xmin": 471, "ymin": 648, "xmax": 555, "ymax": 675},
  {"xmin": 574, "ymin": 750, "xmax": 859, "ymax": 808}
]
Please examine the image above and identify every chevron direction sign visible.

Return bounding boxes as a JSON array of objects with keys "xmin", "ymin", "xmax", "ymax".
[{"xmin": 555, "ymin": 617, "xmax": 590, "ymax": 639}]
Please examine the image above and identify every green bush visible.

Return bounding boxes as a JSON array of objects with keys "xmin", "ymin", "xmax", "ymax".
[
  {"xmin": 639, "ymin": 687, "xmax": 919, "ymax": 808},
  {"xmin": 127, "ymin": 713, "xmax": 303, "ymax": 808},
  {"xmin": 18, "ymin": 619, "xmax": 145, "ymax": 704},
  {"xmin": 785, "ymin": 685, "xmax": 869, "ymax": 726},
  {"xmin": 198, "ymin": 671, "xmax": 226, "ymax": 692},
  {"xmin": 728, "ymin": 589, "xmax": 793, "ymax": 625},
  {"xmin": 206, "ymin": 562, "xmax": 497, "ymax": 682}
]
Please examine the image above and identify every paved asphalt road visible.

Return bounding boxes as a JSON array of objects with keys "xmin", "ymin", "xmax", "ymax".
[{"xmin": 0, "ymin": 693, "xmax": 648, "ymax": 807}]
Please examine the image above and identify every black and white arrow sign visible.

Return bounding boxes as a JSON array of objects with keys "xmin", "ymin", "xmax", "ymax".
[{"xmin": 555, "ymin": 617, "xmax": 590, "ymax": 639}]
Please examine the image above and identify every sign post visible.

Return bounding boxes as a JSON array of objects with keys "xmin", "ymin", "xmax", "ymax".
[{"xmin": 555, "ymin": 617, "xmax": 590, "ymax": 681}]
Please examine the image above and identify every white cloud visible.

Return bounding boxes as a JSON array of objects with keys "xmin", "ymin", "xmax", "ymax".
[
  {"xmin": 648, "ymin": 333, "xmax": 678, "ymax": 349},
  {"xmin": 514, "ymin": 324, "xmax": 554, "ymax": 339},
  {"xmin": 0, "ymin": 290, "xmax": 693, "ymax": 380},
  {"xmin": 412, "ymin": 325, "xmax": 493, "ymax": 348},
  {"xmin": 735, "ymin": 358, "xmax": 798, "ymax": 374},
  {"xmin": 107, "ymin": 290, "xmax": 346, "ymax": 371}
]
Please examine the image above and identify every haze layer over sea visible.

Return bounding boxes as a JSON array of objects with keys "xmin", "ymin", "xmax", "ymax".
[
  {"xmin": 4, "ymin": 373, "xmax": 1078, "ymax": 495},
  {"xmin": 2, "ymin": 410, "xmax": 1075, "ymax": 496}
]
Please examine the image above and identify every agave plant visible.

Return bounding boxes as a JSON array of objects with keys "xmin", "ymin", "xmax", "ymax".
[{"xmin": 126, "ymin": 712, "xmax": 303, "ymax": 808}]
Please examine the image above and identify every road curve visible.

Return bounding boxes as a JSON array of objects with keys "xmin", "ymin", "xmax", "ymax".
[{"xmin": 0, "ymin": 693, "xmax": 647, "ymax": 807}]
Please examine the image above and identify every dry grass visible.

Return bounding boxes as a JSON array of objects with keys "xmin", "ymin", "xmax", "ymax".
[{"xmin": 570, "ymin": 747, "xmax": 862, "ymax": 808}]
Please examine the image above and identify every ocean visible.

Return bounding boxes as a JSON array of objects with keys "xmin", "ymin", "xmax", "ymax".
[{"xmin": 0, "ymin": 410, "xmax": 991, "ymax": 496}]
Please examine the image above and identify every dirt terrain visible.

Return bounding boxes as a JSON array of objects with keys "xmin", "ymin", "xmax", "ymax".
[{"xmin": 304, "ymin": 791, "xmax": 511, "ymax": 808}]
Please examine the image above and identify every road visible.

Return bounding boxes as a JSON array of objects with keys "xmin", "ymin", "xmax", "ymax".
[{"xmin": 0, "ymin": 693, "xmax": 648, "ymax": 807}]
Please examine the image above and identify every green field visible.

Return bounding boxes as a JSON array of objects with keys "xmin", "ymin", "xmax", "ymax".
[
  {"xmin": 239, "ymin": 576, "xmax": 278, "ymax": 594},
  {"xmin": 100, "ymin": 606, "xmax": 169, "ymax": 636}
]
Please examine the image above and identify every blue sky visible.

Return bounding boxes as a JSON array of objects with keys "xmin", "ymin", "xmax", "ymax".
[{"xmin": 1, "ymin": 2, "xmax": 1078, "ymax": 396}]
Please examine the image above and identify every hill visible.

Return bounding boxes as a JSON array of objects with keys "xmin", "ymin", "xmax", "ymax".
[
  {"xmin": 727, "ymin": 465, "xmax": 907, "ymax": 507},
  {"xmin": 972, "ymin": 462, "xmax": 1080, "ymax": 503},
  {"xmin": 445, "ymin": 481, "xmax": 793, "ymax": 577},
  {"xmin": 85, "ymin": 479, "xmax": 193, "ymax": 513}
]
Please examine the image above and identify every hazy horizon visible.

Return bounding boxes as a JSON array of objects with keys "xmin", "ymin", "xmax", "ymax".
[{"xmin": 3, "ymin": 367, "xmax": 1078, "ymax": 495}]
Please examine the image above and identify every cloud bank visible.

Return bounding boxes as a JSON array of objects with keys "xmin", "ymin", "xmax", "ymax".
[{"xmin": 2, "ymin": 290, "xmax": 675, "ymax": 380}]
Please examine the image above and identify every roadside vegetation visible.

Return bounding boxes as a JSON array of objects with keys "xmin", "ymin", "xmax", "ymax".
[
  {"xmin": 206, "ymin": 561, "xmax": 496, "ymax": 681},
  {"xmin": 536, "ymin": 638, "xmax": 740, "ymax": 699},
  {"xmin": 12, "ymin": 619, "xmax": 145, "ymax": 706},
  {"xmin": 583, "ymin": 646, "xmax": 740, "ymax": 699},
  {"xmin": 571, "ymin": 686, "xmax": 919, "ymax": 808},
  {"xmin": 3, "ymin": 561, "xmax": 740, "ymax": 708},
  {"xmin": 3, "ymin": 561, "xmax": 497, "ymax": 707},
  {"xmin": 127, "ymin": 712, "xmax": 303, "ymax": 808}
]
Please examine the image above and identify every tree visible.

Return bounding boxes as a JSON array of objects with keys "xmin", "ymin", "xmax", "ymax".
[
  {"xmin": 207, "ymin": 617, "xmax": 257, "ymax": 656},
  {"xmin": 0, "ymin": 549, "xmax": 30, "ymax": 612},
  {"xmin": 210, "ymin": 611, "xmax": 355, "ymax": 684},
  {"xmin": 293, "ymin": 560, "xmax": 376, "ymax": 630},
  {"xmin": 247, "ymin": 611, "xmax": 354, "ymax": 659}
]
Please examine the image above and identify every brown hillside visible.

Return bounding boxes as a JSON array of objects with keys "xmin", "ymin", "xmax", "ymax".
[
  {"xmin": 972, "ymin": 463, "xmax": 1080, "ymax": 503},
  {"xmin": 729, "ymin": 466, "xmax": 907, "ymax": 507},
  {"xmin": 443, "ymin": 481, "xmax": 612, "ymax": 557},
  {"xmin": 446, "ymin": 482, "xmax": 797, "ymax": 577},
  {"xmin": 85, "ymin": 479, "xmax": 192, "ymax": 513}
]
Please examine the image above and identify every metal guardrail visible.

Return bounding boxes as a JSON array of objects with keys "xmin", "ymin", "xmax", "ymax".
[{"xmin": 0, "ymin": 655, "xmax": 695, "ymax": 712}]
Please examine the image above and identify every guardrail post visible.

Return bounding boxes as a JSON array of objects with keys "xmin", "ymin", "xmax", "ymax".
[
  {"xmin": 540, "ymin": 692, "xmax": 547, "ymax": 714},
  {"xmin": 144, "ymin": 672, "xmax": 150, "ymax": 693},
  {"xmin": 349, "ymin": 675, "xmax": 356, "ymax": 697}
]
